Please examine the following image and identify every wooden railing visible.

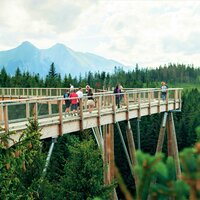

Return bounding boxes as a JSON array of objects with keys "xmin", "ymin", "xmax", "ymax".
[
  {"xmin": 0, "ymin": 87, "xmax": 90, "ymax": 97},
  {"xmin": 0, "ymin": 88, "xmax": 182, "ymax": 132}
]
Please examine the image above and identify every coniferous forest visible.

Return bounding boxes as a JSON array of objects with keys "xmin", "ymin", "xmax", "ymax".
[{"xmin": 0, "ymin": 63, "xmax": 200, "ymax": 200}]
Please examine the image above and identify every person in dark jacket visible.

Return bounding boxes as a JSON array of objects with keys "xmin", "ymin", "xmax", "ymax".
[
  {"xmin": 114, "ymin": 84, "xmax": 122, "ymax": 108},
  {"xmin": 87, "ymin": 89, "xmax": 95, "ymax": 113},
  {"xmin": 63, "ymin": 89, "xmax": 71, "ymax": 117}
]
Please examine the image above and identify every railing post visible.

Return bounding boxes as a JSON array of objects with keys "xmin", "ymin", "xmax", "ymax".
[
  {"xmin": 33, "ymin": 102, "xmax": 38, "ymax": 120},
  {"xmin": 174, "ymin": 89, "xmax": 178, "ymax": 110},
  {"xmin": 46, "ymin": 88, "xmax": 48, "ymax": 96},
  {"xmin": 97, "ymin": 96, "xmax": 101, "ymax": 126},
  {"xmin": 50, "ymin": 89, "xmax": 52, "ymax": 96},
  {"xmin": 148, "ymin": 91, "xmax": 151, "ymax": 115},
  {"xmin": 158, "ymin": 91, "xmax": 161, "ymax": 113},
  {"xmin": 166, "ymin": 90, "xmax": 169, "ymax": 111},
  {"xmin": 179, "ymin": 89, "xmax": 182, "ymax": 110},
  {"xmin": 112, "ymin": 95, "xmax": 116, "ymax": 123},
  {"xmin": 79, "ymin": 98, "xmax": 84, "ymax": 131},
  {"xmin": 48, "ymin": 101, "xmax": 52, "ymax": 116},
  {"xmin": 126, "ymin": 93, "xmax": 129, "ymax": 121},
  {"xmin": 3, "ymin": 105, "xmax": 9, "ymax": 132},
  {"xmin": 26, "ymin": 102, "xmax": 30, "ymax": 118},
  {"xmin": 58, "ymin": 100, "xmax": 63, "ymax": 135},
  {"xmin": 56, "ymin": 89, "xmax": 58, "ymax": 96},
  {"xmin": 138, "ymin": 92, "xmax": 141, "ymax": 118}
]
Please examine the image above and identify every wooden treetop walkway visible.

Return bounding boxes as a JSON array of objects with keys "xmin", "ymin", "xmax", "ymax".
[{"xmin": 0, "ymin": 88, "xmax": 182, "ymax": 144}]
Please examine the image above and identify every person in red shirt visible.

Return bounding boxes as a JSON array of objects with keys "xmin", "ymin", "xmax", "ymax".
[{"xmin": 69, "ymin": 89, "xmax": 78, "ymax": 116}]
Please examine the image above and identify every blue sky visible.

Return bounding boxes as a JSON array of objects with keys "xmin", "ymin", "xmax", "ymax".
[{"xmin": 0, "ymin": 0, "xmax": 200, "ymax": 68}]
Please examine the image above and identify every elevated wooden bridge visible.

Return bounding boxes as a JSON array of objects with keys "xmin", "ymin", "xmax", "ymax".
[
  {"xmin": 0, "ymin": 87, "xmax": 183, "ymax": 198},
  {"xmin": 0, "ymin": 87, "xmax": 182, "ymax": 138}
]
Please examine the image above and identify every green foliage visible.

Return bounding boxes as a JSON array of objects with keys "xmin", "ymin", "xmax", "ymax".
[
  {"xmin": 117, "ymin": 144, "xmax": 200, "ymax": 200},
  {"xmin": 0, "ymin": 118, "xmax": 45, "ymax": 199},
  {"xmin": 45, "ymin": 62, "xmax": 62, "ymax": 87},
  {"xmin": 59, "ymin": 136, "xmax": 113, "ymax": 200},
  {"xmin": 180, "ymin": 144, "xmax": 200, "ymax": 200}
]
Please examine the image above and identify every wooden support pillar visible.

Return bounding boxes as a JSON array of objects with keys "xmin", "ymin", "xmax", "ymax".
[
  {"xmin": 108, "ymin": 123, "xmax": 114, "ymax": 184},
  {"xmin": 168, "ymin": 112, "xmax": 181, "ymax": 179},
  {"xmin": 103, "ymin": 123, "xmax": 115, "ymax": 199},
  {"xmin": 156, "ymin": 112, "xmax": 168, "ymax": 153},
  {"xmin": 103, "ymin": 125, "xmax": 108, "ymax": 185},
  {"xmin": 167, "ymin": 114, "xmax": 173, "ymax": 157},
  {"xmin": 116, "ymin": 122, "xmax": 135, "ymax": 178},
  {"xmin": 126, "ymin": 120, "xmax": 138, "ymax": 190}
]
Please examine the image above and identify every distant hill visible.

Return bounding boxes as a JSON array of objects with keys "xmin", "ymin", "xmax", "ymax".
[{"xmin": 0, "ymin": 41, "xmax": 124, "ymax": 77}]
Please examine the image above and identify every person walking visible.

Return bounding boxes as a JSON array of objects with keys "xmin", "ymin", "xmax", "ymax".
[
  {"xmin": 69, "ymin": 89, "xmax": 78, "ymax": 116},
  {"xmin": 76, "ymin": 87, "xmax": 83, "ymax": 114},
  {"xmin": 114, "ymin": 84, "xmax": 122, "ymax": 108},
  {"xmin": 161, "ymin": 82, "xmax": 168, "ymax": 101},
  {"xmin": 69, "ymin": 84, "xmax": 74, "ymax": 92},
  {"xmin": 63, "ymin": 89, "xmax": 71, "ymax": 117},
  {"xmin": 87, "ymin": 89, "xmax": 95, "ymax": 113}
]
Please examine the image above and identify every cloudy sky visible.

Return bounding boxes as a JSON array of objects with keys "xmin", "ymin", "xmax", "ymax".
[{"xmin": 0, "ymin": 0, "xmax": 200, "ymax": 68}]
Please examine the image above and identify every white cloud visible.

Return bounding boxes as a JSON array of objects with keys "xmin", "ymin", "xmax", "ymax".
[{"xmin": 1, "ymin": 0, "xmax": 200, "ymax": 68}]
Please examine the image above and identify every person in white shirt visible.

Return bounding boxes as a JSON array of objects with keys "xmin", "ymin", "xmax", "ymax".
[
  {"xmin": 69, "ymin": 84, "xmax": 74, "ymax": 92},
  {"xmin": 76, "ymin": 87, "xmax": 83, "ymax": 98},
  {"xmin": 76, "ymin": 87, "xmax": 83, "ymax": 113}
]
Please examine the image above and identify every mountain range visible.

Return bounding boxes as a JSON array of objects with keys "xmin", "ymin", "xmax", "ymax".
[{"xmin": 0, "ymin": 41, "xmax": 124, "ymax": 77}]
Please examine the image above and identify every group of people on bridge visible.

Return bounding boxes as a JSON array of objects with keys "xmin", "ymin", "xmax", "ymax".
[
  {"xmin": 63, "ymin": 84, "xmax": 95, "ymax": 117},
  {"xmin": 63, "ymin": 82, "xmax": 168, "ymax": 117}
]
